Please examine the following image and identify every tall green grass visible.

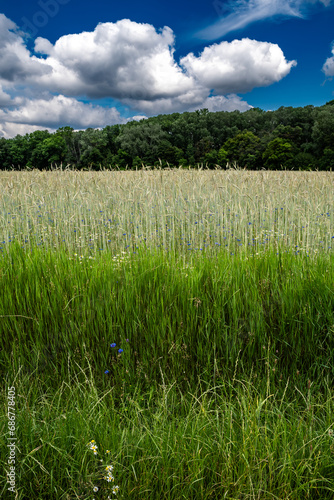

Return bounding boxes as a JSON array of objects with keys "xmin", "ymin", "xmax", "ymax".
[
  {"xmin": 3, "ymin": 356, "xmax": 334, "ymax": 499},
  {"xmin": 1, "ymin": 169, "xmax": 333, "ymax": 499},
  {"xmin": 1, "ymin": 243, "xmax": 333, "ymax": 395}
]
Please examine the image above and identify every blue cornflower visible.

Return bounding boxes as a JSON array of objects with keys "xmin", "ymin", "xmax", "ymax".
[
  {"xmin": 118, "ymin": 349, "xmax": 123, "ymax": 353},
  {"xmin": 105, "ymin": 370, "xmax": 109, "ymax": 374},
  {"xmin": 110, "ymin": 343, "xmax": 116, "ymax": 348}
]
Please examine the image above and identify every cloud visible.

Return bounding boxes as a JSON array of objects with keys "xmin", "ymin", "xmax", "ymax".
[
  {"xmin": 181, "ymin": 38, "xmax": 296, "ymax": 94},
  {"xmin": 0, "ymin": 95, "xmax": 126, "ymax": 129},
  {"xmin": 117, "ymin": 37, "xmax": 295, "ymax": 115},
  {"xmin": 198, "ymin": 0, "xmax": 332, "ymax": 40},
  {"xmin": 0, "ymin": 85, "xmax": 13, "ymax": 108},
  {"xmin": 193, "ymin": 94, "xmax": 253, "ymax": 112},
  {"xmin": 32, "ymin": 20, "xmax": 295, "ymax": 108},
  {"xmin": 0, "ymin": 14, "xmax": 296, "ymax": 136},
  {"xmin": 123, "ymin": 92, "xmax": 253, "ymax": 115},
  {"xmin": 0, "ymin": 14, "xmax": 51, "ymax": 82},
  {"xmin": 322, "ymin": 42, "xmax": 334, "ymax": 76},
  {"xmin": 33, "ymin": 19, "xmax": 195, "ymax": 100},
  {"xmin": 0, "ymin": 122, "xmax": 54, "ymax": 139}
]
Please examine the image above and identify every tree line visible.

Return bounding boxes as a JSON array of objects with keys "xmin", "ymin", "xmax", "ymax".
[{"xmin": 1, "ymin": 101, "xmax": 334, "ymax": 170}]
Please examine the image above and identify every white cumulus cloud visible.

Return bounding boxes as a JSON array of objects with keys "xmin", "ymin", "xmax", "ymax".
[
  {"xmin": 198, "ymin": 94, "xmax": 254, "ymax": 112},
  {"xmin": 0, "ymin": 95, "xmax": 125, "ymax": 129},
  {"xmin": 0, "ymin": 14, "xmax": 297, "ymax": 136},
  {"xmin": 0, "ymin": 122, "xmax": 54, "ymax": 139},
  {"xmin": 181, "ymin": 38, "xmax": 296, "ymax": 94},
  {"xmin": 322, "ymin": 42, "xmax": 334, "ymax": 76},
  {"xmin": 34, "ymin": 19, "xmax": 195, "ymax": 100},
  {"xmin": 0, "ymin": 14, "xmax": 51, "ymax": 82}
]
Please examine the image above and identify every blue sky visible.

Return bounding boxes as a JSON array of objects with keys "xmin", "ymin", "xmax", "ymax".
[{"xmin": 0, "ymin": 0, "xmax": 334, "ymax": 137}]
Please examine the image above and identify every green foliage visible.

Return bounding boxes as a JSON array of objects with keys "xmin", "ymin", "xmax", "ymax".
[
  {"xmin": 31, "ymin": 134, "xmax": 67, "ymax": 169},
  {"xmin": 320, "ymin": 148, "xmax": 334, "ymax": 170},
  {"xmin": 113, "ymin": 148, "xmax": 133, "ymax": 169},
  {"xmin": 263, "ymin": 137, "xmax": 295, "ymax": 170},
  {"xmin": 203, "ymin": 149, "xmax": 218, "ymax": 168},
  {"xmin": 56, "ymin": 126, "xmax": 81, "ymax": 166},
  {"xmin": 0, "ymin": 137, "xmax": 10, "ymax": 168},
  {"xmin": 217, "ymin": 146, "xmax": 228, "ymax": 167},
  {"xmin": 117, "ymin": 121, "xmax": 169, "ymax": 164},
  {"xmin": 222, "ymin": 130, "xmax": 262, "ymax": 169},
  {"xmin": 0, "ymin": 103, "xmax": 333, "ymax": 170},
  {"xmin": 292, "ymin": 151, "xmax": 317, "ymax": 170},
  {"xmin": 78, "ymin": 128, "xmax": 109, "ymax": 169},
  {"xmin": 312, "ymin": 106, "xmax": 334, "ymax": 155}
]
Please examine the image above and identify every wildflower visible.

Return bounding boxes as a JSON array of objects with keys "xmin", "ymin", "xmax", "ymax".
[
  {"xmin": 112, "ymin": 485, "xmax": 120, "ymax": 494},
  {"xmin": 93, "ymin": 486, "xmax": 99, "ymax": 492},
  {"xmin": 118, "ymin": 349, "xmax": 123, "ymax": 353},
  {"xmin": 105, "ymin": 370, "xmax": 110, "ymax": 374},
  {"xmin": 104, "ymin": 474, "xmax": 114, "ymax": 482},
  {"xmin": 110, "ymin": 343, "xmax": 116, "ymax": 348},
  {"xmin": 88, "ymin": 441, "xmax": 98, "ymax": 454}
]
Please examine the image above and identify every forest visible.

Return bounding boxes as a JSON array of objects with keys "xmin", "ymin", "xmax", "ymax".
[{"xmin": 0, "ymin": 100, "xmax": 334, "ymax": 170}]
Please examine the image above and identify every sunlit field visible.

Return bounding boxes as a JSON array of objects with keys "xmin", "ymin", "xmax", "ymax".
[
  {"xmin": 1, "ymin": 168, "xmax": 333, "ymax": 500},
  {"xmin": 0, "ymin": 168, "xmax": 333, "ymax": 258}
]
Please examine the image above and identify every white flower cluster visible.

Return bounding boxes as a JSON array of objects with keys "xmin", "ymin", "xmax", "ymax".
[{"xmin": 87, "ymin": 440, "xmax": 120, "ymax": 496}]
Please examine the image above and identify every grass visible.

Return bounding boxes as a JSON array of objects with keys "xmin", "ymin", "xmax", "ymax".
[{"xmin": 0, "ymin": 168, "xmax": 333, "ymax": 499}]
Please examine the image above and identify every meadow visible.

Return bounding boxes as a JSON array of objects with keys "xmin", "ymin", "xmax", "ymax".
[{"xmin": 0, "ymin": 167, "xmax": 333, "ymax": 499}]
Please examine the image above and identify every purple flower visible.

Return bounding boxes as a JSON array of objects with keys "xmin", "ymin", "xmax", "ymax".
[
  {"xmin": 110, "ymin": 343, "xmax": 116, "ymax": 348},
  {"xmin": 118, "ymin": 349, "xmax": 123, "ymax": 353},
  {"xmin": 126, "ymin": 339, "xmax": 129, "ymax": 342}
]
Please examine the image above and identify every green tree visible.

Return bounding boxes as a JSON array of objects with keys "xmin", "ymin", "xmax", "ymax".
[
  {"xmin": 31, "ymin": 135, "xmax": 66, "ymax": 169},
  {"xmin": 103, "ymin": 125, "xmax": 122, "ymax": 167},
  {"xmin": 113, "ymin": 149, "xmax": 133, "ymax": 169},
  {"xmin": 78, "ymin": 128, "xmax": 108, "ymax": 169},
  {"xmin": 3, "ymin": 130, "xmax": 51, "ymax": 169},
  {"xmin": 319, "ymin": 148, "xmax": 334, "ymax": 170},
  {"xmin": 194, "ymin": 136, "xmax": 214, "ymax": 163},
  {"xmin": 217, "ymin": 147, "xmax": 228, "ymax": 168},
  {"xmin": 312, "ymin": 107, "xmax": 334, "ymax": 155},
  {"xmin": 56, "ymin": 127, "xmax": 81, "ymax": 167},
  {"xmin": 262, "ymin": 138, "xmax": 294, "ymax": 170},
  {"xmin": 292, "ymin": 152, "xmax": 316, "ymax": 171},
  {"xmin": 203, "ymin": 149, "xmax": 219, "ymax": 169},
  {"xmin": 222, "ymin": 131, "xmax": 262, "ymax": 169},
  {"xmin": 117, "ymin": 122, "xmax": 169, "ymax": 164},
  {"xmin": 7, "ymin": 136, "xmax": 28, "ymax": 168},
  {"xmin": 242, "ymin": 107, "xmax": 268, "ymax": 136},
  {"xmin": 0, "ymin": 137, "xmax": 10, "ymax": 169},
  {"xmin": 156, "ymin": 140, "xmax": 184, "ymax": 166},
  {"xmin": 271, "ymin": 125, "xmax": 303, "ymax": 147}
]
